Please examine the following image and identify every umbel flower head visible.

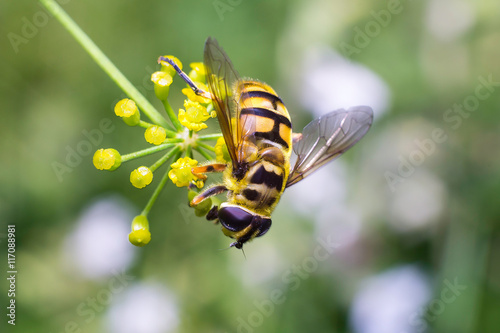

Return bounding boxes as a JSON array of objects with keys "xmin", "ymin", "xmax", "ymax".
[{"xmin": 93, "ymin": 54, "xmax": 224, "ymax": 247}]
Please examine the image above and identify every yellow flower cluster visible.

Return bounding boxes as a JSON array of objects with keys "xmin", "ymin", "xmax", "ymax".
[{"xmin": 93, "ymin": 53, "xmax": 223, "ymax": 248}]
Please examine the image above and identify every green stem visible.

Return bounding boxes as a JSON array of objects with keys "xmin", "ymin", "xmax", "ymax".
[
  {"xmin": 39, "ymin": 0, "xmax": 172, "ymax": 131},
  {"xmin": 141, "ymin": 149, "xmax": 182, "ymax": 216},
  {"xmin": 150, "ymin": 146, "xmax": 181, "ymax": 172},
  {"xmin": 121, "ymin": 142, "xmax": 180, "ymax": 162},
  {"xmin": 186, "ymin": 145, "xmax": 193, "ymax": 159},
  {"xmin": 194, "ymin": 147, "xmax": 214, "ymax": 161},
  {"xmin": 197, "ymin": 141, "xmax": 215, "ymax": 152},
  {"xmin": 197, "ymin": 133, "xmax": 223, "ymax": 141},
  {"xmin": 163, "ymin": 100, "xmax": 183, "ymax": 131},
  {"xmin": 138, "ymin": 120, "xmax": 154, "ymax": 129}
]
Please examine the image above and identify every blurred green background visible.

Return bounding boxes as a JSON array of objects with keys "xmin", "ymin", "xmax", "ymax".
[{"xmin": 1, "ymin": 0, "xmax": 500, "ymax": 332}]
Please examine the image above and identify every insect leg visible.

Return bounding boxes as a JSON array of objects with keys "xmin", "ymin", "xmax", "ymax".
[
  {"xmin": 191, "ymin": 184, "xmax": 228, "ymax": 206},
  {"xmin": 206, "ymin": 206, "xmax": 219, "ymax": 221},
  {"xmin": 191, "ymin": 163, "xmax": 227, "ymax": 181},
  {"xmin": 158, "ymin": 56, "xmax": 213, "ymax": 99},
  {"xmin": 260, "ymin": 147, "xmax": 285, "ymax": 165},
  {"xmin": 192, "ymin": 163, "xmax": 226, "ymax": 175}
]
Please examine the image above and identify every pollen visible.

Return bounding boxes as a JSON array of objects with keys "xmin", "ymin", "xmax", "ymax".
[
  {"xmin": 93, "ymin": 148, "xmax": 121, "ymax": 170},
  {"xmin": 168, "ymin": 157, "xmax": 200, "ymax": 187},
  {"xmin": 145, "ymin": 125, "xmax": 167, "ymax": 145},
  {"xmin": 130, "ymin": 166, "xmax": 153, "ymax": 188}
]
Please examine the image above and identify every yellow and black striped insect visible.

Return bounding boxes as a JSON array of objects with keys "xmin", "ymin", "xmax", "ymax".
[{"xmin": 160, "ymin": 38, "xmax": 373, "ymax": 249}]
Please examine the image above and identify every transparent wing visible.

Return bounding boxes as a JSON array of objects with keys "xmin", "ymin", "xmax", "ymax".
[
  {"xmin": 204, "ymin": 37, "xmax": 254, "ymax": 167},
  {"xmin": 286, "ymin": 106, "xmax": 373, "ymax": 187}
]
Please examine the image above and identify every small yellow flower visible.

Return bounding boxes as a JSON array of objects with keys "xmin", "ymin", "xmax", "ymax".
[
  {"xmin": 178, "ymin": 100, "xmax": 210, "ymax": 132},
  {"xmin": 188, "ymin": 62, "xmax": 206, "ymax": 82},
  {"xmin": 130, "ymin": 166, "xmax": 153, "ymax": 188},
  {"xmin": 145, "ymin": 125, "xmax": 167, "ymax": 145},
  {"xmin": 129, "ymin": 215, "xmax": 151, "ymax": 247},
  {"xmin": 151, "ymin": 71, "xmax": 173, "ymax": 100},
  {"xmin": 114, "ymin": 99, "xmax": 140, "ymax": 126},
  {"xmin": 93, "ymin": 148, "xmax": 121, "ymax": 170},
  {"xmin": 158, "ymin": 55, "xmax": 182, "ymax": 77},
  {"xmin": 151, "ymin": 71, "xmax": 173, "ymax": 87},
  {"xmin": 181, "ymin": 82, "xmax": 211, "ymax": 104},
  {"xmin": 168, "ymin": 157, "xmax": 201, "ymax": 187},
  {"xmin": 193, "ymin": 179, "xmax": 205, "ymax": 189}
]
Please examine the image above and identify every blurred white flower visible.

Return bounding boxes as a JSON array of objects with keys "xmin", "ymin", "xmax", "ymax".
[
  {"xmin": 389, "ymin": 170, "xmax": 445, "ymax": 232},
  {"xmin": 283, "ymin": 161, "xmax": 347, "ymax": 218},
  {"xmin": 106, "ymin": 282, "xmax": 179, "ymax": 333},
  {"xmin": 350, "ymin": 265, "xmax": 431, "ymax": 333},
  {"xmin": 299, "ymin": 46, "xmax": 390, "ymax": 119},
  {"xmin": 63, "ymin": 195, "xmax": 136, "ymax": 280},
  {"xmin": 352, "ymin": 118, "xmax": 448, "ymax": 232},
  {"xmin": 232, "ymin": 243, "xmax": 286, "ymax": 286},
  {"xmin": 425, "ymin": 0, "xmax": 475, "ymax": 41},
  {"xmin": 315, "ymin": 203, "xmax": 362, "ymax": 249}
]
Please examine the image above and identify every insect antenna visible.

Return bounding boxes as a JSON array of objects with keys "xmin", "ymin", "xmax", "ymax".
[{"xmin": 157, "ymin": 56, "xmax": 212, "ymax": 99}]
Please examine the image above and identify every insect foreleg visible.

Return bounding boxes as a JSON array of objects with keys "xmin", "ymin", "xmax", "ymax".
[
  {"xmin": 206, "ymin": 206, "xmax": 219, "ymax": 221},
  {"xmin": 158, "ymin": 56, "xmax": 213, "ymax": 99},
  {"xmin": 191, "ymin": 163, "xmax": 227, "ymax": 181},
  {"xmin": 192, "ymin": 163, "xmax": 227, "ymax": 175},
  {"xmin": 191, "ymin": 184, "xmax": 228, "ymax": 206}
]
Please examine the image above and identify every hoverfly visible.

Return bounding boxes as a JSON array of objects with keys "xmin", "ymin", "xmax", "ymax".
[{"xmin": 159, "ymin": 38, "xmax": 373, "ymax": 250}]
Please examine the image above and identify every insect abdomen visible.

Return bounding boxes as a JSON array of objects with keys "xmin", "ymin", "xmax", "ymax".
[
  {"xmin": 237, "ymin": 81, "xmax": 292, "ymax": 153},
  {"xmin": 228, "ymin": 81, "xmax": 293, "ymax": 215}
]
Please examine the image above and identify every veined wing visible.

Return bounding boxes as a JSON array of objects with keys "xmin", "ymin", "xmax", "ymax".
[
  {"xmin": 286, "ymin": 106, "xmax": 373, "ymax": 187},
  {"xmin": 204, "ymin": 37, "xmax": 254, "ymax": 168}
]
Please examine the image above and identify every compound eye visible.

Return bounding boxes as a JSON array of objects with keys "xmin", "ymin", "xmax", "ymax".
[{"xmin": 218, "ymin": 206, "xmax": 254, "ymax": 232}]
